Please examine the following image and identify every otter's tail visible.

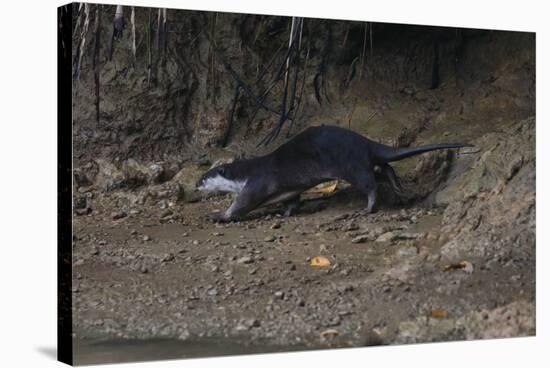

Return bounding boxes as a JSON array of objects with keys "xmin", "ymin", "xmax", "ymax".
[{"xmin": 376, "ymin": 143, "xmax": 473, "ymax": 163}]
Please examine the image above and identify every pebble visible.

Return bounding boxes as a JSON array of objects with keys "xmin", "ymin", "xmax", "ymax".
[
  {"xmin": 270, "ymin": 222, "xmax": 281, "ymax": 229},
  {"xmin": 376, "ymin": 232, "xmax": 397, "ymax": 242},
  {"xmin": 351, "ymin": 235, "xmax": 370, "ymax": 244},
  {"xmin": 274, "ymin": 291, "xmax": 284, "ymax": 299},
  {"xmin": 160, "ymin": 210, "xmax": 173, "ymax": 218},
  {"xmin": 112, "ymin": 211, "xmax": 127, "ymax": 220},
  {"xmin": 237, "ymin": 256, "xmax": 254, "ymax": 264},
  {"xmin": 143, "ymin": 235, "xmax": 151, "ymax": 241},
  {"xmin": 264, "ymin": 235, "xmax": 276, "ymax": 242}
]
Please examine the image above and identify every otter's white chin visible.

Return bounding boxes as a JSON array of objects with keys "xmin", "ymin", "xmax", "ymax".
[{"xmin": 200, "ymin": 175, "xmax": 247, "ymax": 193}]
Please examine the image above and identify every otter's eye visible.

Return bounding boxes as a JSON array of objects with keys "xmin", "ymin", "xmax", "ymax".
[{"xmin": 217, "ymin": 167, "xmax": 225, "ymax": 176}]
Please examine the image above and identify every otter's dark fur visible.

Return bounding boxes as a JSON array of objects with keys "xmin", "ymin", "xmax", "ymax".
[{"xmin": 197, "ymin": 125, "xmax": 471, "ymax": 221}]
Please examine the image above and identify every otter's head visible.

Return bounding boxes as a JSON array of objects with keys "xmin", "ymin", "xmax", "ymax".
[{"xmin": 196, "ymin": 164, "xmax": 246, "ymax": 193}]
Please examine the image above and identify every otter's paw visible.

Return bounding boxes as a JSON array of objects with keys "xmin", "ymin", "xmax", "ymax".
[{"xmin": 207, "ymin": 211, "xmax": 228, "ymax": 223}]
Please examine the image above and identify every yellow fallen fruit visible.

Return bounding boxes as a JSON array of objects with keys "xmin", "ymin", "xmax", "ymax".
[
  {"xmin": 310, "ymin": 256, "xmax": 331, "ymax": 267},
  {"xmin": 320, "ymin": 329, "xmax": 339, "ymax": 337},
  {"xmin": 430, "ymin": 309, "xmax": 449, "ymax": 318}
]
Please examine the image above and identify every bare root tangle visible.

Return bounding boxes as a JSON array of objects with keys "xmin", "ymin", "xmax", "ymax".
[
  {"xmin": 258, "ymin": 17, "xmax": 305, "ymax": 147},
  {"xmin": 73, "ymin": 3, "xmax": 91, "ymax": 80},
  {"xmin": 93, "ymin": 5, "xmax": 101, "ymax": 125},
  {"xmin": 222, "ymin": 85, "xmax": 242, "ymax": 147},
  {"xmin": 108, "ymin": 5, "xmax": 124, "ymax": 61},
  {"xmin": 313, "ymin": 20, "xmax": 333, "ymax": 106}
]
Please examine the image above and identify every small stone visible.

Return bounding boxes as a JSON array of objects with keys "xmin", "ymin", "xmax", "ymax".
[
  {"xmin": 178, "ymin": 330, "xmax": 190, "ymax": 340},
  {"xmin": 264, "ymin": 235, "xmax": 276, "ymax": 242},
  {"xmin": 462, "ymin": 261, "xmax": 474, "ymax": 274},
  {"xmin": 235, "ymin": 323, "xmax": 249, "ymax": 332},
  {"xmin": 161, "ymin": 253, "xmax": 174, "ymax": 262},
  {"xmin": 270, "ymin": 222, "xmax": 282, "ymax": 229},
  {"xmin": 130, "ymin": 229, "xmax": 138, "ymax": 235},
  {"xmin": 192, "ymin": 240, "xmax": 200, "ymax": 245},
  {"xmin": 376, "ymin": 232, "xmax": 397, "ymax": 242},
  {"xmin": 352, "ymin": 235, "xmax": 370, "ymax": 244},
  {"xmin": 160, "ymin": 210, "xmax": 173, "ymax": 218},
  {"xmin": 274, "ymin": 291, "xmax": 284, "ymax": 299},
  {"xmin": 207, "ymin": 288, "xmax": 218, "ymax": 296},
  {"xmin": 75, "ymin": 208, "xmax": 91, "ymax": 216},
  {"xmin": 143, "ymin": 235, "xmax": 151, "ymax": 241},
  {"xmin": 237, "ymin": 256, "xmax": 254, "ymax": 264},
  {"xmin": 112, "ymin": 211, "xmax": 127, "ymax": 220}
]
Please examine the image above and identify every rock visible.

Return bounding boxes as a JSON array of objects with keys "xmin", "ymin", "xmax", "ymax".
[
  {"xmin": 161, "ymin": 253, "xmax": 174, "ymax": 263},
  {"xmin": 75, "ymin": 208, "xmax": 92, "ymax": 216},
  {"xmin": 270, "ymin": 222, "xmax": 282, "ymax": 229},
  {"xmin": 178, "ymin": 330, "xmax": 191, "ymax": 340},
  {"xmin": 147, "ymin": 164, "xmax": 165, "ymax": 184},
  {"xmin": 376, "ymin": 232, "xmax": 397, "ymax": 242},
  {"xmin": 352, "ymin": 235, "xmax": 370, "ymax": 244},
  {"xmin": 274, "ymin": 291, "xmax": 284, "ymax": 299},
  {"xmin": 143, "ymin": 235, "xmax": 151, "ymax": 241},
  {"xmin": 160, "ymin": 209, "xmax": 173, "ymax": 218},
  {"xmin": 74, "ymin": 196, "xmax": 87, "ymax": 210},
  {"xmin": 264, "ymin": 235, "xmax": 276, "ymax": 242},
  {"xmin": 237, "ymin": 256, "xmax": 254, "ymax": 264},
  {"xmin": 94, "ymin": 159, "xmax": 129, "ymax": 191},
  {"xmin": 112, "ymin": 211, "xmax": 127, "ymax": 220}
]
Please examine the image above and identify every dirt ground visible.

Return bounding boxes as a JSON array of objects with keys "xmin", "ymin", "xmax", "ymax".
[{"xmin": 72, "ymin": 141, "xmax": 535, "ymax": 364}]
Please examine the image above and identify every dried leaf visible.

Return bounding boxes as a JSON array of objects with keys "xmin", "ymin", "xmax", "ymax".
[
  {"xmin": 320, "ymin": 329, "xmax": 339, "ymax": 337},
  {"xmin": 430, "ymin": 309, "xmax": 449, "ymax": 318},
  {"xmin": 310, "ymin": 256, "xmax": 331, "ymax": 267}
]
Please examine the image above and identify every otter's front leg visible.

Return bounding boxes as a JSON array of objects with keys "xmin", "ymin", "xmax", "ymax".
[{"xmin": 208, "ymin": 185, "xmax": 266, "ymax": 222}]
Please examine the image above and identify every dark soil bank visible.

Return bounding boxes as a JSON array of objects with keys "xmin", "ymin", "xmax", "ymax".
[{"xmin": 70, "ymin": 4, "xmax": 535, "ymax": 364}]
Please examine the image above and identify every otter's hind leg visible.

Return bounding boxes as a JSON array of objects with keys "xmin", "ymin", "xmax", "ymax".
[
  {"xmin": 380, "ymin": 164, "xmax": 403, "ymax": 195},
  {"xmin": 347, "ymin": 170, "xmax": 378, "ymax": 214},
  {"xmin": 283, "ymin": 195, "xmax": 301, "ymax": 217}
]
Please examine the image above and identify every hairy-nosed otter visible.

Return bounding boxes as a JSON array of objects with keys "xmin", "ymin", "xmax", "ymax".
[{"xmin": 197, "ymin": 125, "xmax": 472, "ymax": 221}]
